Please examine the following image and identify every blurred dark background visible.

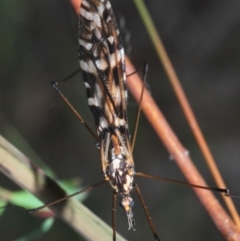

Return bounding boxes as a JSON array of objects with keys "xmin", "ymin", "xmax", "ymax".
[{"xmin": 1, "ymin": 0, "xmax": 240, "ymax": 240}]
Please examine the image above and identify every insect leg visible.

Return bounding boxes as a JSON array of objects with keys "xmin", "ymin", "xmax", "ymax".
[
  {"xmin": 131, "ymin": 62, "xmax": 149, "ymax": 151},
  {"xmin": 134, "ymin": 184, "xmax": 161, "ymax": 241},
  {"xmin": 112, "ymin": 191, "xmax": 117, "ymax": 241},
  {"xmin": 51, "ymin": 81, "xmax": 97, "ymax": 140},
  {"xmin": 136, "ymin": 172, "xmax": 229, "ymax": 195},
  {"xmin": 27, "ymin": 180, "xmax": 107, "ymax": 213}
]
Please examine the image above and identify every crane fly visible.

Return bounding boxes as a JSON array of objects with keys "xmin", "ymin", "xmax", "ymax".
[{"xmin": 29, "ymin": 0, "xmax": 231, "ymax": 240}]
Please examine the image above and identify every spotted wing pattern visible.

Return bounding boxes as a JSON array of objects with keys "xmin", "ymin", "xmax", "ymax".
[
  {"xmin": 79, "ymin": 0, "xmax": 135, "ymax": 229},
  {"xmin": 79, "ymin": 0, "xmax": 127, "ymax": 134}
]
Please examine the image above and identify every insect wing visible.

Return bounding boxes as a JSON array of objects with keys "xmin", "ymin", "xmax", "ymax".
[
  {"xmin": 79, "ymin": 0, "xmax": 128, "ymax": 135},
  {"xmin": 79, "ymin": 0, "xmax": 135, "ymax": 230}
]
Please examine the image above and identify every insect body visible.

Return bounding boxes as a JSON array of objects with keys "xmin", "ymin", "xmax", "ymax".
[
  {"xmin": 79, "ymin": 0, "xmax": 135, "ymax": 229},
  {"xmin": 44, "ymin": 0, "xmax": 230, "ymax": 240}
]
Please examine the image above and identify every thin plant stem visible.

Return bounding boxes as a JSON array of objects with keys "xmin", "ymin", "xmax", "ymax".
[
  {"xmin": 125, "ymin": 58, "xmax": 240, "ymax": 241},
  {"xmin": 0, "ymin": 135, "xmax": 126, "ymax": 241},
  {"xmin": 132, "ymin": 0, "xmax": 240, "ymax": 229}
]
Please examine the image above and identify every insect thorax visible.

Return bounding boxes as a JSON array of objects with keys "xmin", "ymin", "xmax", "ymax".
[{"xmin": 107, "ymin": 148, "xmax": 134, "ymax": 194}]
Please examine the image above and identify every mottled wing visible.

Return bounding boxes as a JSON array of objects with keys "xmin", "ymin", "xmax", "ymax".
[
  {"xmin": 79, "ymin": 0, "xmax": 135, "ymax": 228},
  {"xmin": 79, "ymin": 0, "xmax": 128, "ymax": 137}
]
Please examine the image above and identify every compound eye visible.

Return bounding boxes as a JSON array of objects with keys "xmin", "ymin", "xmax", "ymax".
[
  {"xmin": 120, "ymin": 198, "xmax": 134, "ymax": 209},
  {"xmin": 129, "ymin": 200, "xmax": 134, "ymax": 207}
]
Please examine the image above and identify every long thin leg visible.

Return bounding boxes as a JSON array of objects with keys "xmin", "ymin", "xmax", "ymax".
[
  {"xmin": 136, "ymin": 172, "xmax": 230, "ymax": 195},
  {"xmin": 55, "ymin": 68, "xmax": 81, "ymax": 84},
  {"xmin": 112, "ymin": 191, "xmax": 117, "ymax": 241},
  {"xmin": 134, "ymin": 184, "xmax": 161, "ymax": 241},
  {"xmin": 51, "ymin": 81, "xmax": 97, "ymax": 141},
  {"xmin": 27, "ymin": 180, "xmax": 107, "ymax": 213},
  {"xmin": 131, "ymin": 63, "xmax": 149, "ymax": 151}
]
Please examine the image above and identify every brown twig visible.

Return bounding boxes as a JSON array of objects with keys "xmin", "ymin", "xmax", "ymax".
[
  {"xmin": 132, "ymin": 0, "xmax": 240, "ymax": 228},
  {"xmin": 125, "ymin": 60, "xmax": 240, "ymax": 241},
  {"xmin": 70, "ymin": 0, "xmax": 240, "ymax": 240}
]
